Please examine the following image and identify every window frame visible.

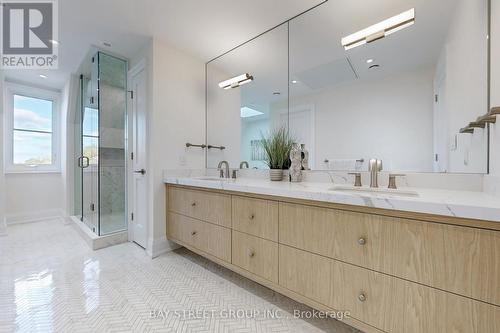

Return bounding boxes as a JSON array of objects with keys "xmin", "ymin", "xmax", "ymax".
[{"xmin": 4, "ymin": 82, "xmax": 61, "ymax": 173}]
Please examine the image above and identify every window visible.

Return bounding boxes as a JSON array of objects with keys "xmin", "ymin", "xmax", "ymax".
[{"xmin": 4, "ymin": 82, "xmax": 61, "ymax": 173}]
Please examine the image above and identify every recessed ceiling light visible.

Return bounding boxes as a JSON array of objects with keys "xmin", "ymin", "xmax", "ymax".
[
  {"xmin": 39, "ymin": 74, "xmax": 48, "ymax": 79},
  {"xmin": 369, "ymin": 64, "xmax": 380, "ymax": 69},
  {"xmin": 273, "ymin": 92, "xmax": 281, "ymax": 95},
  {"xmin": 241, "ymin": 106, "xmax": 264, "ymax": 118},
  {"xmin": 102, "ymin": 41, "xmax": 112, "ymax": 47},
  {"xmin": 341, "ymin": 8, "xmax": 415, "ymax": 50},
  {"xmin": 292, "ymin": 80, "xmax": 298, "ymax": 84},
  {"xmin": 366, "ymin": 59, "xmax": 374, "ymax": 64},
  {"xmin": 219, "ymin": 73, "xmax": 254, "ymax": 89},
  {"xmin": 49, "ymin": 39, "xmax": 59, "ymax": 45}
]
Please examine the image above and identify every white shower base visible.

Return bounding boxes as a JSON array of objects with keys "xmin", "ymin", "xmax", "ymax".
[{"xmin": 70, "ymin": 216, "xmax": 128, "ymax": 250}]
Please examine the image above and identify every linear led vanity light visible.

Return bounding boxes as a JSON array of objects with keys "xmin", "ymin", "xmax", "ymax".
[
  {"xmin": 219, "ymin": 73, "xmax": 254, "ymax": 89},
  {"xmin": 341, "ymin": 8, "xmax": 415, "ymax": 50}
]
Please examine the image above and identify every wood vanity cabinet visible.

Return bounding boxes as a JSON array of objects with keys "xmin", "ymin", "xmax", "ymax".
[{"xmin": 166, "ymin": 184, "xmax": 500, "ymax": 333}]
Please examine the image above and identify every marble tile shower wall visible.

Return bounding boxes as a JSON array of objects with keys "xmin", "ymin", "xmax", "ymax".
[{"xmin": 100, "ymin": 148, "xmax": 125, "ymax": 217}]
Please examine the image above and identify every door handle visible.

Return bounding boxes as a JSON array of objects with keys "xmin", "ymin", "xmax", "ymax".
[
  {"xmin": 134, "ymin": 169, "xmax": 146, "ymax": 175},
  {"xmin": 78, "ymin": 156, "xmax": 90, "ymax": 168}
]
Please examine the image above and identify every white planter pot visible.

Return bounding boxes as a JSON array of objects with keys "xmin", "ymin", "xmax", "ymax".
[{"xmin": 269, "ymin": 169, "xmax": 283, "ymax": 181}]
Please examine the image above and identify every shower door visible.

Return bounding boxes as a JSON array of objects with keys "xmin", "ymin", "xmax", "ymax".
[
  {"xmin": 77, "ymin": 51, "xmax": 127, "ymax": 236},
  {"xmin": 80, "ymin": 57, "xmax": 99, "ymax": 232}
]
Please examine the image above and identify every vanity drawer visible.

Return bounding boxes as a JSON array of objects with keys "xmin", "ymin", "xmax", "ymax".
[
  {"xmin": 232, "ymin": 196, "xmax": 278, "ymax": 241},
  {"xmin": 232, "ymin": 231, "xmax": 278, "ymax": 283},
  {"xmin": 167, "ymin": 212, "xmax": 231, "ymax": 262},
  {"xmin": 167, "ymin": 186, "xmax": 231, "ymax": 227},
  {"xmin": 333, "ymin": 261, "xmax": 500, "ymax": 333},
  {"xmin": 279, "ymin": 245, "xmax": 334, "ymax": 307},
  {"xmin": 279, "ymin": 202, "xmax": 500, "ymax": 306}
]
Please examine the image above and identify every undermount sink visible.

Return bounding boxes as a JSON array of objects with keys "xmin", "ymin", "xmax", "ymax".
[{"xmin": 330, "ymin": 184, "xmax": 419, "ymax": 197}]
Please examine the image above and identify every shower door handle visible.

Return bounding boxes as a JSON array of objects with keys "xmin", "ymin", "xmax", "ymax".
[
  {"xmin": 78, "ymin": 156, "xmax": 90, "ymax": 168},
  {"xmin": 134, "ymin": 169, "xmax": 146, "ymax": 175}
]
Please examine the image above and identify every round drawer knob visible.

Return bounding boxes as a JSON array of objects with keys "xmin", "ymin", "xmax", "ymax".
[
  {"xmin": 191, "ymin": 231, "xmax": 197, "ymax": 236},
  {"xmin": 191, "ymin": 202, "xmax": 197, "ymax": 207},
  {"xmin": 248, "ymin": 249, "xmax": 255, "ymax": 258},
  {"xmin": 358, "ymin": 293, "xmax": 367, "ymax": 302},
  {"xmin": 249, "ymin": 214, "xmax": 255, "ymax": 220},
  {"xmin": 358, "ymin": 237, "xmax": 366, "ymax": 245}
]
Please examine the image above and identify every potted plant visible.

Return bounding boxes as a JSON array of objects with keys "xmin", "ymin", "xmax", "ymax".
[{"xmin": 260, "ymin": 126, "xmax": 294, "ymax": 181}]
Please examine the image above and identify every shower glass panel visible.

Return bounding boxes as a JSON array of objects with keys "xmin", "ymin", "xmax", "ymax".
[
  {"xmin": 76, "ymin": 51, "xmax": 127, "ymax": 236},
  {"xmin": 98, "ymin": 53, "xmax": 128, "ymax": 235}
]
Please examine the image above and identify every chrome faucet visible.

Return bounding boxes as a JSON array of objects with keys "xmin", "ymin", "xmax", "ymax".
[
  {"xmin": 217, "ymin": 160, "xmax": 230, "ymax": 178},
  {"xmin": 368, "ymin": 159, "xmax": 383, "ymax": 188},
  {"xmin": 240, "ymin": 161, "xmax": 249, "ymax": 169}
]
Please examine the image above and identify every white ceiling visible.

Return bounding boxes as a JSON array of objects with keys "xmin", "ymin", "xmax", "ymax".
[
  {"xmin": 289, "ymin": 0, "xmax": 459, "ymax": 91},
  {"xmin": 209, "ymin": 0, "xmax": 482, "ymax": 112},
  {"xmin": 3, "ymin": 0, "xmax": 325, "ymax": 89}
]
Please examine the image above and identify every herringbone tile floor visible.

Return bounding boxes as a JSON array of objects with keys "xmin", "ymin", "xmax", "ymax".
[{"xmin": 0, "ymin": 219, "xmax": 362, "ymax": 333}]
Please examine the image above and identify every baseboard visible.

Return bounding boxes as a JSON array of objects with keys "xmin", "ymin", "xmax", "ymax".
[
  {"xmin": 5, "ymin": 209, "xmax": 65, "ymax": 225},
  {"xmin": 147, "ymin": 235, "xmax": 181, "ymax": 258}
]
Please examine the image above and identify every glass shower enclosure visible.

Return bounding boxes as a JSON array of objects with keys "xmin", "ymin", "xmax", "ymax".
[{"xmin": 74, "ymin": 52, "xmax": 128, "ymax": 236}]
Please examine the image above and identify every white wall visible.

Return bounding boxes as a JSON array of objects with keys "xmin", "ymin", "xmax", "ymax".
[
  {"xmin": 146, "ymin": 38, "xmax": 206, "ymax": 256},
  {"xmin": 290, "ymin": 67, "xmax": 435, "ymax": 172},
  {"xmin": 485, "ymin": 0, "xmax": 500, "ymax": 195},
  {"xmin": 490, "ymin": 0, "xmax": 500, "ymax": 176},
  {"xmin": 63, "ymin": 75, "xmax": 79, "ymax": 217},
  {"xmin": 437, "ymin": 0, "xmax": 489, "ymax": 173},
  {"xmin": 3, "ymin": 82, "xmax": 66, "ymax": 224},
  {"xmin": 206, "ymin": 65, "xmax": 241, "ymax": 168},
  {"xmin": 4, "ymin": 173, "xmax": 65, "ymax": 222},
  {"xmin": 0, "ymin": 72, "xmax": 6, "ymax": 234}
]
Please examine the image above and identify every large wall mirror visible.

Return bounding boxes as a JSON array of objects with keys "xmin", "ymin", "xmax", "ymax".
[{"xmin": 206, "ymin": 0, "xmax": 491, "ymax": 173}]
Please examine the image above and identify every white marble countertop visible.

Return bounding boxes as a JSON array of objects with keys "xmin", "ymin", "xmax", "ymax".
[{"xmin": 164, "ymin": 176, "xmax": 500, "ymax": 222}]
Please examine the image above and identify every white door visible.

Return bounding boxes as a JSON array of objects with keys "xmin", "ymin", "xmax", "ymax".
[{"xmin": 129, "ymin": 63, "xmax": 148, "ymax": 248}]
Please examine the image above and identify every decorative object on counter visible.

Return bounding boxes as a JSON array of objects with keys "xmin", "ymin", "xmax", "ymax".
[
  {"xmin": 300, "ymin": 144, "xmax": 310, "ymax": 170},
  {"xmin": 185, "ymin": 143, "xmax": 207, "ymax": 149},
  {"xmin": 260, "ymin": 126, "xmax": 294, "ymax": 181},
  {"xmin": 240, "ymin": 161, "xmax": 249, "ymax": 169},
  {"xmin": 269, "ymin": 169, "xmax": 283, "ymax": 181},
  {"xmin": 289, "ymin": 143, "xmax": 302, "ymax": 182}
]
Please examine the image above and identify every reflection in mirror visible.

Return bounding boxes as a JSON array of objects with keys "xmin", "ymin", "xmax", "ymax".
[
  {"xmin": 206, "ymin": 23, "xmax": 289, "ymax": 169},
  {"xmin": 289, "ymin": 0, "xmax": 489, "ymax": 173},
  {"xmin": 206, "ymin": 0, "xmax": 490, "ymax": 173}
]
